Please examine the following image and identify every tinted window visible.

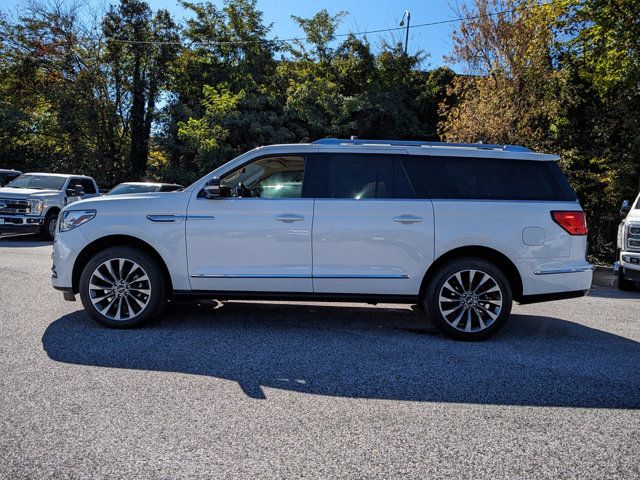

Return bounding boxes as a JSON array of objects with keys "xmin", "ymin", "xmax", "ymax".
[
  {"xmin": 79, "ymin": 179, "xmax": 96, "ymax": 194},
  {"xmin": 66, "ymin": 178, "xmax": 95, "ymax": 195},
  {"xmin": 401, "ymin": 156, "xmax": 577, "ymax": 201},
  {"xmin": 315, "ymin": 154, "xmax": 394, "ymax": 199}
]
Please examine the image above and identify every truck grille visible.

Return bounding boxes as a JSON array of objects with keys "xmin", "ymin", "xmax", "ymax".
[
  {"xmin": 628, "ymin": 224, "xmax": 640, "ymax": 252},
  {"xmin": 0, "ymin": 198, "xmax": 30, "ymax": 215}
]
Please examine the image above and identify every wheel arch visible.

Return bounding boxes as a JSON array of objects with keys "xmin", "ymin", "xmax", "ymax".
[
  {"xmin": 44, "ymin": 206, "xmax": 61, "ymax": 217},
  {"xmin": 72, "ymin": 234, "xmax": 173, "ymax": 295},
  {"xmin": 420, "ymin": 246, "xmax": 523, "ymax": 302}
]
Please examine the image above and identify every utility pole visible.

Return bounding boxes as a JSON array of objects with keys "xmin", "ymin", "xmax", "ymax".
[{"xmin": 399, "ymin": 10, "xmax": 411, "ymax": 54}]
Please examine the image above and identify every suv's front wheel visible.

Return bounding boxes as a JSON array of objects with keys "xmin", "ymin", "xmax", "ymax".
[
  {"xmin": 423, "ymin": 257, "xmax": 513, "ymax": 341},
  {"xmin": 79, "ymin": 246, "xmax": 167, "ymax": 328}
]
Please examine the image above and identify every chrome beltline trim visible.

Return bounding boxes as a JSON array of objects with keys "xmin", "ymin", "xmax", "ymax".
[
  {"xmin": 533, "ymin": 266, "xmax": 593, "ymax": 275},
  {"xmin": 147, "ymin": 214, "xmax": 215, "ymax": 222},
  {"xmin": 190, "ymin": 273, "xmax": 410, "ymax": 279}
]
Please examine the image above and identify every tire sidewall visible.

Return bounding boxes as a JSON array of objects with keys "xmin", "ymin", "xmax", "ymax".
[
  {"xmin": 40, "ymin": 212, "xmax": 58, "ymax": 241},
  {"xmin": 424, "ymin": 257, "xmax": 513, "ymax": 341},
  {"xmin": 618, "ymin": 268, "xmax": 637, "ymax": 291},
  {"xmin": 79, "ymin": 246, "xmax": 166, "ymax": 328}
]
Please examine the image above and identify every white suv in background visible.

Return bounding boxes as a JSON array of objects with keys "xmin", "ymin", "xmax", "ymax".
[{"xmin": 51, "ymin": 139, "xmax": 592, "ymax": 340}]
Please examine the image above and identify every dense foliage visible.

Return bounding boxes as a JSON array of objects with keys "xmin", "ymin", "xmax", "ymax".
[{"xmin": 0, "ymin": 0, "xmax": 638, "ymax": 260}]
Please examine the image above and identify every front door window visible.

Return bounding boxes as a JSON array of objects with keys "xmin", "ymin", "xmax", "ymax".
[{"xmin": 221, "ymin": 156, "xmax": 305, "ymax": 199}]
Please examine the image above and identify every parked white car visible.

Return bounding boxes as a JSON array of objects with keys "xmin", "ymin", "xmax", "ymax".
[
  {"xmin": 616, "ymin": 193, "xmax": 640, "ymax": 290},
  {"xmin": 0, "ymin": 173, "xmax": 100, "ymax": 240},
  {"xmin": 51, "ymin": 139, "xmax": 592, "ymax": 340},
  {"xmin": 106, "ymin": 182, "xmax": 184, "ymax": 195}
]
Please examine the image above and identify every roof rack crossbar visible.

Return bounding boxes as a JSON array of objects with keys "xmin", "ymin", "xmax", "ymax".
[{"xmin": 312, "ymin": 138, "xmax": 531, "ymax": 152}]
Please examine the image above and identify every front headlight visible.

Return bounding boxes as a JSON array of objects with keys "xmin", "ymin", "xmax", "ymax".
[
  {"xmin": 28, "ymin": 199, "xmax": 44, "ymax": 216},
  {"xmin": 59, "ymin": 209, "xmax": 96, "ymax": 232}
]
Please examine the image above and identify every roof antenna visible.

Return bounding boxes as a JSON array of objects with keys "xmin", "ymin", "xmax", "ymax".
[{"xmin": 350, "ymin": 135, "xmax": 358, "ymax": 140}]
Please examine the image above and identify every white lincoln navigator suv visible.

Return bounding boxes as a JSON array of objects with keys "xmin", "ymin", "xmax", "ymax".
[{"xmin": 51, "ymin": 139, "xmax": 592, "ymax": 340}]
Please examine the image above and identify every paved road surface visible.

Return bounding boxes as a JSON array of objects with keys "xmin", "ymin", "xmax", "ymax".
[{"xmin": 1, "ymin": 236, "xmax": 639, "ymax": 478}]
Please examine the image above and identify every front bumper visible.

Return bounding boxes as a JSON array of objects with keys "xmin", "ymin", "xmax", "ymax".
[
  {"xmin": 620, "ymin": 251, "xmax": 640, "ymax": 282},
  {"xmin": 0, "ymin": 215, "xmax": 43, "ymax": 234},
  {"xmin": 51, "ymin": 226, "xmax": 87, "ymax": 293}
]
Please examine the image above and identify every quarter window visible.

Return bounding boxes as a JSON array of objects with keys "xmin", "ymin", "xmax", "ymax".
[{"xmin": 401, "ymin": 156, "xmax": 577, "ymax": 201}]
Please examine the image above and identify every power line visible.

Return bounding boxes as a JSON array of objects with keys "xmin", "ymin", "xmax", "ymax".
[{"xmin": 102, "ymin": 0, "xmax": 570, "ymax": 47}]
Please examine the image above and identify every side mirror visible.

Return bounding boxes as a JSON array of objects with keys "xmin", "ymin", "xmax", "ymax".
[
  {"xmin": 204, "ymin": 177, "xmax": 222, "ymax": 199},
  {"xmin": 621, "ymin": 200, "xmax": 631, "ymax": 216}
]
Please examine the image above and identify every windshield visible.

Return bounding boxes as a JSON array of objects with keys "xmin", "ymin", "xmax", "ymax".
[
  {"xmin": 107, "ymin": 184, "xmax": 159, "ymax": 195},
  {"xmin": 6, "ymin": 174, "xmax": 66, "ymax": 190},
  {"xmin": 635, "ymin": 196, "xmax": 640, "ymax": 209}
]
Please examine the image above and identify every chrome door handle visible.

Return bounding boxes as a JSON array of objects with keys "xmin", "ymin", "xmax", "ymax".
[
  {"xmin": 274, "ymin": 214, "xmax": 305, "ymax": 223},
  {"xmin": 393, "ymin": 215, "xmax": 423, "ymax": 224}
]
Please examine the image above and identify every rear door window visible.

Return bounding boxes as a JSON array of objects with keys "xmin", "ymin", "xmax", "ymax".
[
  {"xmin": 314, "ymin": 153, "xmax": 395, "ymax": 199},
  {"xmin": 401, "ymin": 156, "xmax": 576, "ymax": 201}
]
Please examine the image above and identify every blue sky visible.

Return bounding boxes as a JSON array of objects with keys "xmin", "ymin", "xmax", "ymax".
[{"xmin": 3, "ymin": 0, "xmax": 471, "ymax": 70}]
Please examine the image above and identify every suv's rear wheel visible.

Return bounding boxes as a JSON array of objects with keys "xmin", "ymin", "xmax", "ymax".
[
  {"xmin": 79, "ymin": 246, "xmax": 166, "ymax": 328},
  {"xmin": 423, "ymin": 257, "xmax": 513, "ymax": 341}
]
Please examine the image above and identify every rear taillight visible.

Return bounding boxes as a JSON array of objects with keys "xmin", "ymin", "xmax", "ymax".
[{"xmin": 551, "ymin": 211, "xmax": 588, "ymax": 235}]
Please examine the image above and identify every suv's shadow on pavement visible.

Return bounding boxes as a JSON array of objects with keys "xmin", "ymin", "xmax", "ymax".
[{"xmin": 42, "ymin": 301, "xmax": 640, "ymax": 408}]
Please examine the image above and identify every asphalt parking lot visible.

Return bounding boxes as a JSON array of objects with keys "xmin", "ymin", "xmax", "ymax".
[{"xmin": 0, "ymin": 235, "xmax": 639, "ymax": 479}]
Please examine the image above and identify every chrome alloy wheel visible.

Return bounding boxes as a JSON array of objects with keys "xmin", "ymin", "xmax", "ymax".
[
  {"xmin": 438, "ymin": 269, "xmax": 503, "ymax": 333},
  {"xmin": 88, "ymin": 258, "xmax": 152, "ymax": 321}
]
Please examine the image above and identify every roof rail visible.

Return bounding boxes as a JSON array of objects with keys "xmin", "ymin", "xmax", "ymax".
[{"xmin": 312, "ymin": 138, "xmax": 531, "ymax": 152}]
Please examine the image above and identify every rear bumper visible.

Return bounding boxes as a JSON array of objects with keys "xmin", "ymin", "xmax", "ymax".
[
  {"xmin": 519, "ymin": 260, "xmax": 593, "ymax": 296},
  {"xmin": 518, "ymin": 289, "xmax": 589, "ymax": 305}
]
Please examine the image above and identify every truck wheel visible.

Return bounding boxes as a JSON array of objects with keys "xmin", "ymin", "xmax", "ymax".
[
  {"xmin": 40, "ymin": 211, "xmax": 58, "ymax": 241},
  {"xmin": 422, "ymin": 257, "xmax": 513, "ymax": 341},
  {"xmin": 618, "ymin": 268, "xmax": 637, "ymax": 291},
  {"xmin": 79, "ymin": 246, "xmax": 167, "ymax": 328}
]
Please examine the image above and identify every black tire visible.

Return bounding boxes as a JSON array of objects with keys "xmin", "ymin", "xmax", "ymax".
[
  {"xmin": 422, "ymin": 257, "xmax": 513, "ymax": 341},
  {"xmin": 40, "ymin": 211, "xmax": 58, "ymax": 241},
  {"xmin": 79, "ymin": 246, "xmax": 167, "ymax": 328},
  {"xmin": 617, "ymin": 268, "xmax": 637, "ymax": 291}
]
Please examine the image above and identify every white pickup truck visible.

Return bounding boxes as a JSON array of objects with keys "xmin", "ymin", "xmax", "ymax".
[
  {"xmin": 617, "ymin": 193, "xmax": 640, "ymax": 290},
  {"xmin": 0, "ymin": 173, "xmax": 100, "ymax": 240}
]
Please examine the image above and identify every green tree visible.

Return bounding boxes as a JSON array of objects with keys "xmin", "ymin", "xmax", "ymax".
[{"xmin": 103, "ymin": 0, "xmax": 179, "ymax": 179}]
